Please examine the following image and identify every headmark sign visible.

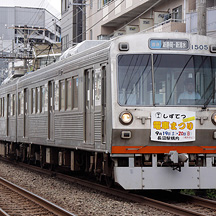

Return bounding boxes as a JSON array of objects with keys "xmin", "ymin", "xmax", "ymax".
[
  {"xmin": 149, "ymin": 39, "xmax": 189, "ymax": 50},
  {"xmin": 151, "ymin": 111, "xmax": 195, "ymax": 142}
]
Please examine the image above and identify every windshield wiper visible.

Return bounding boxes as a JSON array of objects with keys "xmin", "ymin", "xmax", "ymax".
[{"xmin": 203, "ymin": 90, "xmax": 215, "ymax": 109}]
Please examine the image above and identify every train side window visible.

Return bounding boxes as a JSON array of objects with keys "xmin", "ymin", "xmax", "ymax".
[
  {"xmin": 4, "ymin": 97, "xmax": 7, "ymax": 117},
  {"xmin": 95, "ymin": 69, "xmax": 102, "ymax": 107},
  {"xmin": 41, "ymin": 86, "xmax": 45, "ymax": 113},
  {"xmin": 9, "ymin": 94, "xmax": 13, "ymax": 116},
  {"xmin": 13, "ymin": 94, "xmax": 15, "ymax": 116},
  {"xmin": 10, "ymin": 95, "xmax": 12, "ymax": 116},
  {"xmin": 36, "ymin": 88, "xmax": 38, "ymax": 113},
  {"xmin": 72, "ymin": 76, "xmax": 78, "ymax": 109},
  {"xmin": 66, "ymin": 78, "xmax": 72, "ymax": 110},
  {"xmin": 0, "ymin": 98, "xmax": 1, "ymax": 117},
  {"xmin": 10, "ymin": 94, "xmax": 15, "ymax": 116},
  {"xmin": 31, "ymin": 88, "xmax": 36, "ymax": 114},
  {"xmin": 36, "ymin": 87, "xmax": 40, "ymax": 113},
  {"xmin": 18, "ymin": 93, "xmax": 21, "ymax": 115},
  {"xmin": 7, "ymin": 95, "xmax": 10, "ymax": 117},
  {"xmin": 2, "ymin": 97, "xmax": 5, "ymax": 117},
  {"xmin": 60, "ymin": 80, "xmax": 65, "ymax": 111},
  {"xmin": 0, "ymin": 98, "xmax": 3, "ymax": 117},
  {"xmin": 20, "ymin": 91, "xmax": 24, "ymax": 115},
  {"xmin": 55, "ymin": 81, "xmax": 59, "ymax": 111}
]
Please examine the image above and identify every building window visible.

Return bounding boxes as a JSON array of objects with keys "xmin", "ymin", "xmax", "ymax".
[
  {"xmin": 98, "ymin": 0, "xmax": 113, "ymax": 8},
  {"xmin": 207, "ymin": 0, "xmax": 216, "ymax": 7},
  {"xmin": 62, "ymin": 35, "xmax": 69, "ymax": 51},
  {"xmin": 98, "ymin": 0, "xmax": 102, "ymax": 9},
  {"xmin": 172, "ymin": 5, "xmax": 182, "ymax": 21},
  {"xmin": 62, "ymin": 0, "xmax": 69, "ymax": 13}
]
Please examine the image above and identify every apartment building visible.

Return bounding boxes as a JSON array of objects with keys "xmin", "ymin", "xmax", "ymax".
[
  {"xmin": 61, "ymin": 0, "xmax": 84, "ymax": 51},
  {"xmin": 85, "ymin": 0, "xmax": 216, "ymax": 40}
]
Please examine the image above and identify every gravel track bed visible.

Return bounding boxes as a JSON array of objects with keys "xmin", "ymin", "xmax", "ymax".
[
  {"xmin": 0, "ymin": 161, "xmax": 174, "ymax": 216},
  {"xmin": 173, "ymin": 202, "xmax": 216, "ymax": 216}
]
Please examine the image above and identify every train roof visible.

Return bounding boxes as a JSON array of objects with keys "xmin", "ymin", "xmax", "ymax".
[{"xmin": 60, "ymin": 40, "xmax": 108, "ymax": 60}]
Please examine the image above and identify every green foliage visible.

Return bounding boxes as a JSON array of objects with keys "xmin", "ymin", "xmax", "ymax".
[
  {"xmin": 181, "ymin": 189, "xmax": 216, "ymax": 200},
  {"xmin": 206, "ymin": 189, "xmax": 216, "ymax": 199},
  {"xmin": 181, "ymin": 189, "xmax": 195, "ymax": 196}
]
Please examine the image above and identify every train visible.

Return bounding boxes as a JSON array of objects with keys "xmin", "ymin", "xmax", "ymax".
[{"xmin": 0, "ymin": 32, "xmax": 216, "ymax": 190}]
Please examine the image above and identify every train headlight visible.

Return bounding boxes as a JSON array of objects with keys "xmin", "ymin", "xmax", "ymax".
[
  {"xmin": 211, "ymin": 113, "xmax": 216, "ymax": 125},
  {"xmin": 119, "ymin": 111, "xmax": 133, "ymax": 125}
]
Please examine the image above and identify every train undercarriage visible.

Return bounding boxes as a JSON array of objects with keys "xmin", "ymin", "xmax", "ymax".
[
  {"xmin": 0, "ymin": 141, "xmax": 114, "ymax": 186},
  {"xmin": 1, "ymin": 141, "xmax": 216, "ymax": 189}
]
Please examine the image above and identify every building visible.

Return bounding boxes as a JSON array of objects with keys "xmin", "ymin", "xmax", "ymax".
[
  {"xmin": 61, "ymin": 0, "xmax": 85, "ymax": 51},
  {"xmin": 186, "ymin": 0, "xmax": 216, "ymax": 37},
  {"xmin": 32, "ymin": 43, "xmax": 61, "ymax": 71},
  {"xmin": 0, "ymin": 6, "xmax": 61, "ymax": 52},
  {"xmin": 84, "ymin": 0, "xmax": 216, "ymax": 40},
  {"xmin": 0, "ymin": 6, "xmax": 61, "ymax": 82}
]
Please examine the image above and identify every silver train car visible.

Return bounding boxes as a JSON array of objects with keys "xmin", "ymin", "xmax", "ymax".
[{"xmin": 0, "ymin": 32, "xmax": 216, "ymax": 190}]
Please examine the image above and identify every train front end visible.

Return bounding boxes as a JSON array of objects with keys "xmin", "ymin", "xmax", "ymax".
[{"xmin": 109, "ymin": 33, "xmax": 216, "ymax": 190}]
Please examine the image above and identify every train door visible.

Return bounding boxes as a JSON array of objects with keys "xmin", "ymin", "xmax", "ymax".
[
  {"xmin": 94, "ymin": 66, "xmax": 107, "ymax": 145},
  {"xmin": 6, "ymin": 94, "xmax": 9, "ymax": 137},
  {"xmin": 48, "ymin": 81, "xmax": 54, "ymax": 140},
  {"xmin": 101, "ymin": 66, "xmax": 106, "ymax": 144},
  {"xmin": 85, "ymin": 69, "xmax": 95, "ymax": 145},
  {"xmin": 24, "ymin": 88, "xmax": 28, "ymax": 137}
]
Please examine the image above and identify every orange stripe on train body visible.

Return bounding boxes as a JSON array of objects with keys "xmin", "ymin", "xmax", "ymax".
[{"xmin": 111, "ymin": 146, "xmax": 216, "ymax": 154}]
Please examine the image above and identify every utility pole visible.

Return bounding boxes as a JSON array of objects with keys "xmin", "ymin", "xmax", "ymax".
[
  {"xmin": 82, "ymin": 0, "xmax": 86, "ymax": 41},
  {"xmin": 197, "ymin": 0, "xmax": 206, "ymax": 35},
  {"xmin": 6, "ymin": 26, "xmax": 46, "ymax": 74},
  {"xmin": 24, "ymin": 25, "xmax": 28, "ymax": 74},
  {"xmin": 11, "ymin": 39, "xmax": 14, "ymax": 75}
]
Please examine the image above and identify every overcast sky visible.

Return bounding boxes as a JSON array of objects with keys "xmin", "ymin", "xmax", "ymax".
[{"xmin": 0, "ymin": 0, "xmax": 61, "ymax": 18}]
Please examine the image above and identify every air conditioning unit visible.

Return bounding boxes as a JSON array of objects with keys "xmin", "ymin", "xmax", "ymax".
[
  {"xmin": 125, "ymin": 25, "xmax": 139, "ymax": 34},
  {"xmin": 139, "ymin": 18, "xmax": 154, "ymax": 31},
  {"xmin": 113, "ymin": 30, "xmax": 126, "ymax": 37}
]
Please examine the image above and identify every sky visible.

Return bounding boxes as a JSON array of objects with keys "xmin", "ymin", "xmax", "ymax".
[{"xmin": 0, "ymin": 0, "xmax": 61, "ymax": 18}]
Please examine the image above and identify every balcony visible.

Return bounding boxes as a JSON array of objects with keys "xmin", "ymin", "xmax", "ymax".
[
  {"xmin": 100, "ymin": 0, "xmax": 161, "ymax": 27},
  {"xmin": 186, "ymin": 7, "xmax": 216, "ymax": 36},
  {"xmin": 145, "ymin": 19, "xmax": 186, "ymax": 33}
]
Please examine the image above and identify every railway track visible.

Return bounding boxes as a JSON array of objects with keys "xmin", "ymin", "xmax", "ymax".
[
  {"xmin": 25, "ymin": 164, "xmax": 216, "ymax": 216},
  {"xmin": 1, "ymin": 157, "xmax": 216, "ymax": 216},
  {"xmin": 0, "ymin": 176, "xmax": 76, "ymax": 216}
]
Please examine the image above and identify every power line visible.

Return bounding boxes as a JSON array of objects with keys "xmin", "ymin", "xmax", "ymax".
[{"xmin": 64, "ymin": 0, "xmax": 125, "ymax": 48}]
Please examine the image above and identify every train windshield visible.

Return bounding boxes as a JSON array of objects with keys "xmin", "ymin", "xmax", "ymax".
[{"xmin": 118, "ymin": 54, "xmax": 216, "ymax": 106}]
